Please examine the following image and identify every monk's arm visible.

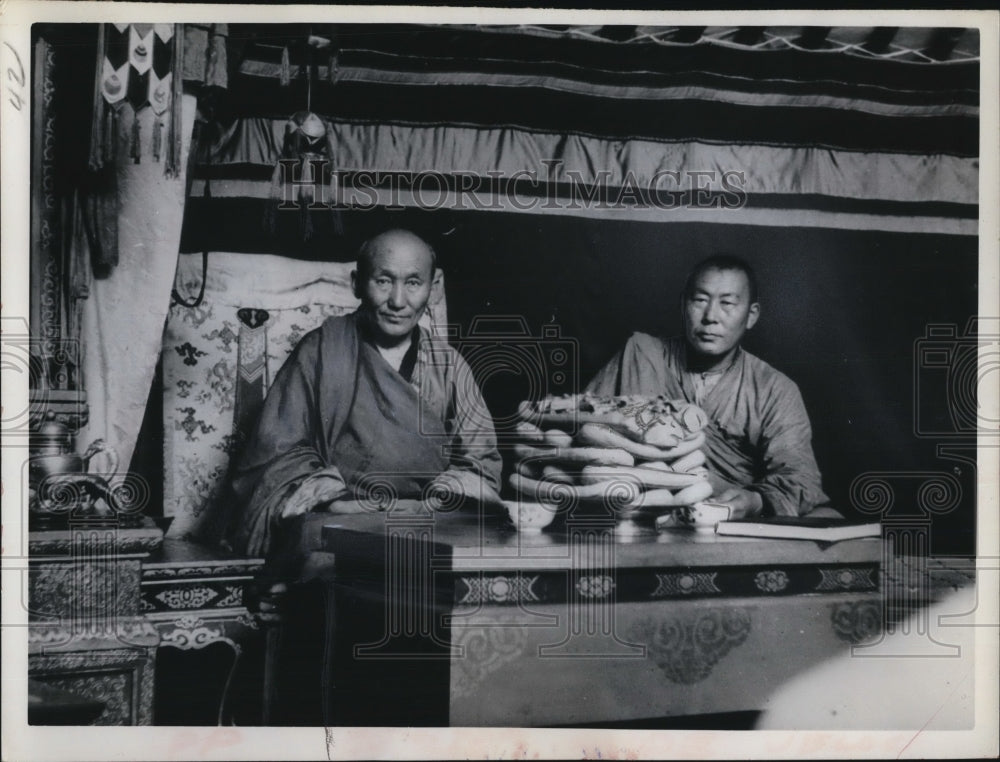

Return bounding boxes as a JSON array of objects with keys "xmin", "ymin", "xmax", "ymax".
[
  {"xmin": 752, "ymin": 381, "xmax": 828, "ymax": 516},
  {"xmin": 229, "ymin": 332, "xmax": 347, "ymax": 556},
  {"xmin": 442, "ymin": 354, "xmax": 503, "ymax": 497}
]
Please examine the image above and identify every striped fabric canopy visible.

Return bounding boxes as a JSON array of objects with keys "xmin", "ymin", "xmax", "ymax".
[{"xmin": 183, "ymin": 22, "xmax": 979, "ymax": 252}]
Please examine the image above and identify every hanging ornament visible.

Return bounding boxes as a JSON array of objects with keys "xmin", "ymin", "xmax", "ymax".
[
  {"xmin": 90, "ymin": 22, "xmax": 182, "ymax": 172},
  {"xmin": 266, "ymin": 110, "xmax": 340, "ymax": 241},
  {"xmin": 265, "ymin": 31, "xmax": 343, "ymax": 242},
  {"xmin": 129, "ymin": 25, "xmax": 155, "ymax": 74},
  {"xmin": 100, "ymin": 58, "xmax": 130, "ymax": 106},
  {"xmin": 326, "ymin": 50, "xmax": 338, "ymax": 84},
  {"xmin": 149, "ymin": 70, "xmax": 172, "ymax": 164},
  {"xmin": 280, "ymin": 46, "xmax": 291, "ymax": 86}
]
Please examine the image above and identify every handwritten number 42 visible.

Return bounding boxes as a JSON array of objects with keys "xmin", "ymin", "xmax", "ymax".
[{"xmin": 4, "ymin": 42, "xmax": 25, "ymax": 111}]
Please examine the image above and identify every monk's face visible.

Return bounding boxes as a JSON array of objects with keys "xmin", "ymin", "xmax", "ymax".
[
  {"xmin": 683, "ymin": 267, "xmax": 760, "ymax": 361},
  {"xmin": 356, "ymin": 235, "xmax": 436, "ymax": 347}
]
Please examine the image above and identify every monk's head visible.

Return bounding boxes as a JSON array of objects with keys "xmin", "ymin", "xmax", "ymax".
[
  {"xmin": 681, "ymin": 254, "xmax": 760, "ymax": 368},
  {"xmin": 352, "ymin": 229, "xmax": 440, "ymax": 348}
]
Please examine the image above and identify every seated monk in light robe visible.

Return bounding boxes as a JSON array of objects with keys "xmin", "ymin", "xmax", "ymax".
[
  {"xmin": 228, "ymin": 230, "xmax": 502, "ymax": 562},
  {"xmin": 587, "ymin": 255, "xmax": 829, "ymax": 518}
]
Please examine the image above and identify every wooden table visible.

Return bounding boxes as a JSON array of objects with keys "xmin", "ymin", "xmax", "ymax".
[
  {"xmin": 321, "ymin": 506, "xmax": 884, "ymax": 727},
  {"xmin": 140, "ymin": 538, "xmax": 266, "ymax": 724}
]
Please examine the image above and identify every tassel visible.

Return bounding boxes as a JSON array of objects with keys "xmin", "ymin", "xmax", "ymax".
[
  {"xmin": 89, "ymin": 24, "xmax": 108, "ymax": 171},
  {"xmin": 152, "ymin": 118, "xmax": 163, "ymax": 161},
  {"xmin": 301, "ymin": 204, "xmax": 313, "ymax": 242},
  {"xmin": 280, "ymin": 46, "xmax": 291, "ymax": 86},
  {"xmin": 300, "ymin": 155, "xmax": 315, "ymax": 206},
  {"xmin": 165, "ymin": 22, "xmax": 184, "ymax": 177},
  {"xmin": 326, "ymin": 121, "xmax": 343, "ymax": 236},
  {"xmin": 327, "ymin": 52, "xmax": 338, "ymax": 84},
  {"xmin": 130, "ymin": 114, "xmax": 141, "ymax": 163},
  {"xmin": 264, "ymin": 161, "xmax": 282, "ymax": 235},
  {"xmin": 298, "ymin": 155, "xmax": 313, "ymax": 241},
  {"xmin": 103, "ymin": 107, "xmax": 116, "ymax": 163},
  {"xmin": 90, "ymin": 101, "xmax": 105, "ymax": 170}
]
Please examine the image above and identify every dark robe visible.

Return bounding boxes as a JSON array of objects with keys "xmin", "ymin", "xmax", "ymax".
[
  {"xmin": 587, "ymin": 333, "xmax": 829, "ymax": 516},
  {"xmin": 229, "ymin": 312, "xmax": 502, "ymax": 557}
]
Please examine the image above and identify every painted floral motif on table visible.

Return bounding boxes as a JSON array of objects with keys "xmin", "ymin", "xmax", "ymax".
[
  {"xmin": 629, "ymin": 607, "xmax": 752, "ymax": 685},
  {"xmin": 451, "ymin": 619, "xmax": 530, "ymax": 698}
]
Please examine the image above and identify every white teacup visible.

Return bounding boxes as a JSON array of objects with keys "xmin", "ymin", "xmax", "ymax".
[{"xmin": 505, "ymin": 500, "xmax": 559, "ymax": 533}]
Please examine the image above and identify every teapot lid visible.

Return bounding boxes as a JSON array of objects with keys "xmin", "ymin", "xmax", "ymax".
[{"xmin": 37, "ymin": 411, "xmax": 72, "ymax": 443}]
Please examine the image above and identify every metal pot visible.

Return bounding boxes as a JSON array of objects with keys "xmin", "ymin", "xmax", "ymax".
[{"xmin": 30, "ymin": 412, "xmax": 119, "ymax": 484}]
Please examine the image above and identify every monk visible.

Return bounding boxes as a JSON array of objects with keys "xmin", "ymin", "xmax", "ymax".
[
  {"xmin": 587, "ymin": 254, "xmax": 829, "ymax": 518},
  {"xmin": 229, "ymin": 229, "xmax": 503, "ymax": 559}
]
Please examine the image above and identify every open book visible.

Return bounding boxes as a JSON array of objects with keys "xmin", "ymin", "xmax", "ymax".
[{"xmin": 715, "ymin": 516, "xmax": 882, "ymax": 542}]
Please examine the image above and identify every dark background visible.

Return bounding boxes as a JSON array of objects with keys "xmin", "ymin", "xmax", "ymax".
[{"xmin": 236, "ymin": 205, "xmax": 978, "ymax": 555}]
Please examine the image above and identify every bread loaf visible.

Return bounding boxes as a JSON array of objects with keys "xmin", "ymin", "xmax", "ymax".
[
  {"xmin": 513, "ymin": 442, "xmax": 635, "ymax": 467},
  {"xmin": 579, "ymin": 465, "xmax": 705, "ymax": 490}
]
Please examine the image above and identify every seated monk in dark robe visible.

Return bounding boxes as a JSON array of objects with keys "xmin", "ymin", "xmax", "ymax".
[
  {"xmin": 225, "ymin": 230, "xmax": 503, "ymax": 724},
  {"xmin": 587, "ymin": 254, "xmax": 831, "ymax": 519},
  {"xmin": 228, "ymin": 229, "xmax": 503, "ymax": 568}
]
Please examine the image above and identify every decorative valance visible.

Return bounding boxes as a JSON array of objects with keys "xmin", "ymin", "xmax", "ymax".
[{"xmin": 178, "ymin": 22, "xmax": 979, "ymax": 247}]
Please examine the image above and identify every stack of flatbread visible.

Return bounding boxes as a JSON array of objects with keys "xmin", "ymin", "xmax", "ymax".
[{"xmin": 509, "ymin": 393, "xmax": 713, "ymax": 515}]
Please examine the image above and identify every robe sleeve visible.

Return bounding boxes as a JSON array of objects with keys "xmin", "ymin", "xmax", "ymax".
[
  {"xmin": 751, "ymin": 379, "xmax": 829, "ymax": 517},
  {"xmin": 229, "ymin": 328, "xmax": 344, "ymax": 556},
  {"xmin": 443, "ymin": 352, "xmax": 503, "ymax": 495},
  {"xmin": 585, "ymin": 333, "xmax": 669, "ymax": 397}
]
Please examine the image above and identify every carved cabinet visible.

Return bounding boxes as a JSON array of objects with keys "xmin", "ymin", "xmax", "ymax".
[{"xmin": 28, "ymin": 520, "xmax": 164, "ymax": 725}]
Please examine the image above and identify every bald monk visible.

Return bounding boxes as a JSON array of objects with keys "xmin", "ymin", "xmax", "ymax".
[{"xmin": 229, "ymin": 229, "xmax": 503, "ymax": 559}]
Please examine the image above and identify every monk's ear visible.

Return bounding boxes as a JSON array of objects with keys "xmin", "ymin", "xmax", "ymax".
[
  {"xmin": 746, "ymin": 302, "xmax": 760, "ymax": 331},
  {"xmin": 429, "ymin": 268, "xmax": 445, "ymax": 305},
  {"xmin": 350, "ymin": 268, "xmax": 360, "ymax": 300}
]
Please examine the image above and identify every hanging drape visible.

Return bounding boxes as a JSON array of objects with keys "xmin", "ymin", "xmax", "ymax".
[
  {"xmin": 76, "ymin": 23, "xmax": 226, "ymax": 481},
  {"xmin": 78, "ymin": 94, "xmax": 197, "ymax": 477}
]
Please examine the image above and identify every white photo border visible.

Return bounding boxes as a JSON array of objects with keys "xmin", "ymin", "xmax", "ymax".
[{"xmin": 2, "ymin": 3, "xmax": 997, "ymax": 760}]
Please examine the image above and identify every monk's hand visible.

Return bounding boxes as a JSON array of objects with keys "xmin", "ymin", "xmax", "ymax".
[
  {"xmin": 714, "ymin": 487, "xmax": 764, "ymax": 519},
  {"xmin": 425, "ymin": 469, "xmax": 504, "ymax": 511},
  {"xmin": 248, "ymin": 580, "xmax": 287, "ymax": 625},
  {"xmin": 280, "ymin": 467, "xmax": 349, "ymax": 521}
]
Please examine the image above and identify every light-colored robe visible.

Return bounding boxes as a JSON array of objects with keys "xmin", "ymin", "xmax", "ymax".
[{"xmin": 587, "ymin": 333, "xmax": 828, "ymax": 516}]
